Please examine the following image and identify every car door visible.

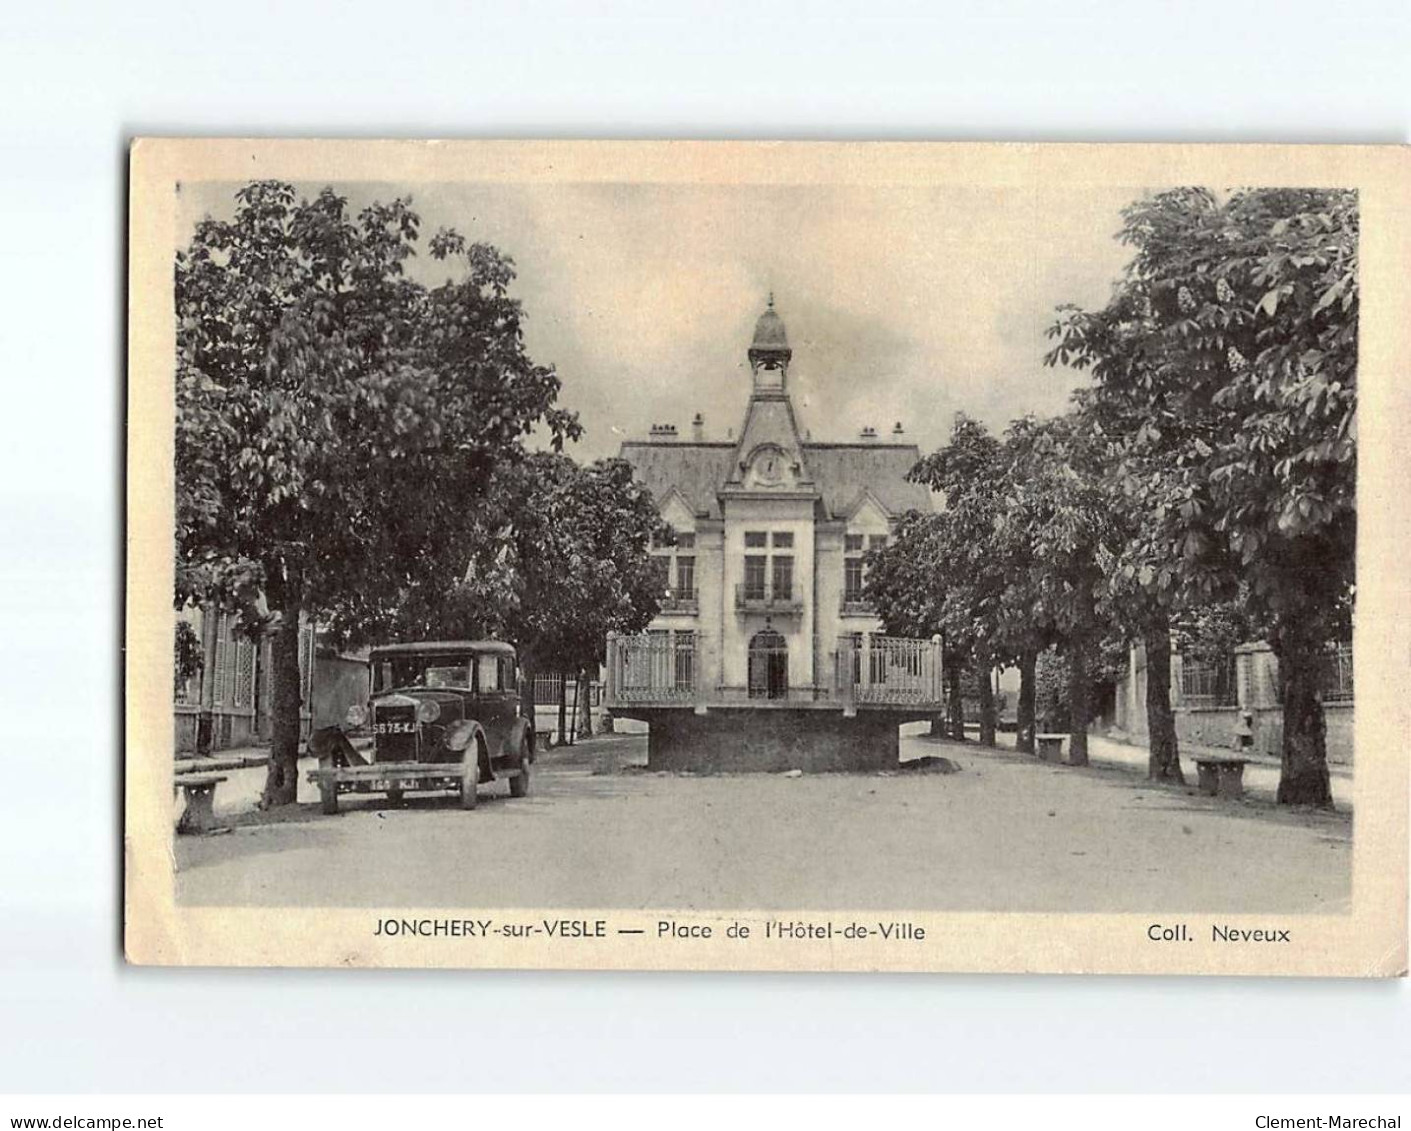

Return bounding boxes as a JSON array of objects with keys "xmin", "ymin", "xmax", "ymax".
[{"xmin": 474, "ymin": 652, "xmax": 520, "ymax": 759}]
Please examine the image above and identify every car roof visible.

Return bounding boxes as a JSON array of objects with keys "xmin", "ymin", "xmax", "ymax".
[{"xmin": 370, "ymin": 640, "xmax": 516, "ymax": 659}]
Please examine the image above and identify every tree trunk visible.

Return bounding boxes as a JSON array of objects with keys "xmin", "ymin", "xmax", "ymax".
[
  {"xmin": 976, "ymin": 663, "xmax": 997, "ymax": 747},
  {"xmin": 1017, "ymin": 650, "xmax": 1037, "ymax": 754},
  {"xmin": 259, "ymin": 595, "xmax": 303, "ymax": 808},
  {"xmin": 928, "ymin": 714, "xmax": 946, "ymax": 738},
  {"xmin": 196, "ymin": 604, "xmax": 218, "ymax": 756},
  {"xmin": 519, "ymin": 661, "xmax": 535, "ymax": 722},
  {"xmin": 946, "ymin": 663, "xmax": 966, "ymax": 741},
  {"xmin": 557, "ymin": 672, "xmax": 568, "ymax": 748},
  {"xmin": 1067, "ymin": 646, "xmax": 1091, "ymax": 767},
  {"xmin": 1142, "ymin": 616, "xmax": 1183, "ymax": 783},
  {"xmin": 1276, "ymin": 641, "xmax": 1333, "ymax": 807}
]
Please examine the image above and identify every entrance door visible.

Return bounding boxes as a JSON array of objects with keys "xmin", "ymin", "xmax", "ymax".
[{"xmin": 748, "ymin": 630, "xmax": 789, "ymax": 700}]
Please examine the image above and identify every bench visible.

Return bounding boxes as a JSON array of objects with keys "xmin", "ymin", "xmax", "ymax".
[
  {"xmin": 175, "ymin": 772, "xmax": 228, "ymax": 834},
  {"xmin": 1035, "ymin": 733, "xmax": 1068, "ymax": 763},
  {"xmin": 1194, "ymin": 756, "xmax": 1250, "ymax": 800}
]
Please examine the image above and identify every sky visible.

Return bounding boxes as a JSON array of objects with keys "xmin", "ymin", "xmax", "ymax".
[{"xmin": 178, "ymin": 178, "xmax": 1145, "ymax": 461}]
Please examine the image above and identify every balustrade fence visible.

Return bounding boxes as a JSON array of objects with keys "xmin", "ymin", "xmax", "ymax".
[{"xmin": 605, "ymin": 632, "xmax": 943, "ymax": 708}]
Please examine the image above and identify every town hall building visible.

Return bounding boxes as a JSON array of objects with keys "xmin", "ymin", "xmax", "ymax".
[{"xmin": 604, "ymin": 297, "xmax": 945, "ymax": 771}]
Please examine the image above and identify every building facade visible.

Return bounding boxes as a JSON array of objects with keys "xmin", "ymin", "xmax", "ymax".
[
  {"xmin": 605, "ymin": 298, "xmax": 943, "ymax": 771},
  {"xmin": 174, "ymin": 604, "xmax": 368, "ymax": 756}
]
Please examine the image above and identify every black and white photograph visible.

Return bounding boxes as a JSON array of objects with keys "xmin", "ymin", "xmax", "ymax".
[
  {"xmin": 5, "ymin": 0, "xmax": 1411, "ymax": 1112},
  {"xmin": 124, "ymin": 140, "xmax": 1406, "ymax": 975}
]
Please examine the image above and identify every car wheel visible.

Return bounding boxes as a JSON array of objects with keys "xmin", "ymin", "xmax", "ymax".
[
  {"xmin": 319, "ymin": 780, "xmax": 340, "ymax": 816},
  {"xmin": 460, "ymin": 750, "xmax": 479, "ymax": 810},
  {"xmin": 386, "ymin": 788, "xmax": 403, "ymax": 806},
  {"xmin": 510, "ymin": 750, "xmax": 531, "ymax": 798}
]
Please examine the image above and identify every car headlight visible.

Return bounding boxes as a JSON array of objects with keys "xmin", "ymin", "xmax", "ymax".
[
  {"xmin": 345, "ymin": 704, "xmax": 368, "ymax": 727},
  {"xmin": 416, "ymin": 699, "xmax": 442, "ymax": 724}
]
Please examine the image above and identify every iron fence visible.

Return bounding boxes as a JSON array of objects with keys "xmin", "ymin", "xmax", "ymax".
[
  {"xmin": 607, "ymin": 632, "xmax": 698, "ymax": 704},
  {"xmin": 837, "ymin": 635, "xmax": 944, "ymax": 705},
  {"xmin": 604, "ymin": 632, "xmax": 943, "ymax": 709},
  {"xmin": 1324, "ymin": 642, "xmax": 1354, "ymax": 703},
  {"xmin": 1180, "ymin": 654, "xmax": 1238, "ymax": 708}
]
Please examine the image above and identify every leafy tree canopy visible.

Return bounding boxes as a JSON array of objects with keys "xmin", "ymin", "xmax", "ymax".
[
  {"xmin": 1046, "ymin": 187, "xmax": 1357, "ymax": 646},
  {"xmin": 176, "ymin": 180, "xmax": 580, "ymax": 633},
  {"xmin": 377, "ymin": 452, "xmax": 670, "ymax": 677}
]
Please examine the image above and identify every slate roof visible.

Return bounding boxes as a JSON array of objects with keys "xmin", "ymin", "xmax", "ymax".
[
  {"xmin": 803, "ymin": 442, "xmax": 933, "ymax": 517},
  {"xmin": 618, "ymin": 439, "xmax": 933, "ymax": 521},
  {"xmin": 618, "ymin": 442, "xmax": 738, "ymax": 519}
]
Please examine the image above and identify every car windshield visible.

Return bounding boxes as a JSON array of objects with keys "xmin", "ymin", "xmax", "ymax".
[{"xmin": 378, "ymin": 657, "xmax": 473, "ymax": 691}]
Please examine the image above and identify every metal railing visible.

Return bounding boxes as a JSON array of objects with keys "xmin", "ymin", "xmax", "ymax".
[
  {"xmin": 606, "ymin": 633, "xmax": 698, "ymax": 704},
  {"xmin": 839, "ymin": 594, "xmax": 875, "ymax": 616},
  {"xmin": 836, "ymin": 635, "xmax": 944, "ymax": 705},
  {"xmin": 734, "ymin": 582, "xmax": 804, "ymax": 613},
  {"xmin": 659, "ymin": 590, "xmax": 699, "ymax": 613},
  {"xmin": 1323, "ymin": 642, "xmax": 1354, "ymax": 703},
  {"xmin": 1180, "ymin": 655, "xmax": 1238, "ymax": 708},
  {"xmin": 604, "ymin": 632, "xmax": 944, "ymax": 709}
]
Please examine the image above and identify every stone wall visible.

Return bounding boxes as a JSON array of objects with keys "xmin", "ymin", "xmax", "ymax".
[
  {"xmin": 1111, "ymin": 641, "xmax": 1354, "ymax": 766},
  {"xmin": 646, "ymin": 708, "xmax": 901, "ymax": 773}
]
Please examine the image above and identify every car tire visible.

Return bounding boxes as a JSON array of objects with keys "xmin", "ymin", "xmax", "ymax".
[
  {"xmin": 510, "ymin": 750, "xmax": 531, "ymax": 798},
  {"xmin": 319, "ymin": 781, "xmax": 339, "ymax": 816},
  {"xmin": 460, "ymin": 750, "xmax": 479, "ymax": 810},
  {"xmin": 386, "ymin": 788, "xmax": 403, "ymax": 806}
]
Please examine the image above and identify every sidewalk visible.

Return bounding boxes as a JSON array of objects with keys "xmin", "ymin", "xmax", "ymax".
[
  {"xmin": 1097, "ymin": 729, "xmax": 1353, "ymax": 779},
  {"xmin": 990, "ymin": 730, "xmax": 1353, "ymax": 811}
]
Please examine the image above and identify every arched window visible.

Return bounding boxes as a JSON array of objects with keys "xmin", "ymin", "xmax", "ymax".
[{"xmin": 748, "ymin": 630, "xmax": 789, "ymax": 700}]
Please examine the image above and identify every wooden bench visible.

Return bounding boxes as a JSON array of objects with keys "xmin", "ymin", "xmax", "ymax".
[
  {"xmin": 1194, "ymin": 756, "xmax": 1250, "ymax": 800},
  {"xmin": 175, "ymin": 772, "xmax": 228, "ymax": 834},
  {"xmin": 1035, "ymin": 733, "xmax": 1068, "ymax": 763}
]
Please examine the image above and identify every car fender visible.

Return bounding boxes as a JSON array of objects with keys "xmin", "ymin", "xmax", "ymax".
[
  {"xmin": 445, "ymin": 718, "xmax": 486, "ymax": 755},
  {"xmin": 505, "ymin": 716, "xmax": 535, "ymax": 764},
  {"xmin": 308, "ymin": 725, "xmax": 365, "ymax": 769},
  {"xmin": 447, "ymin": 719, "xmax": 495, "ymax": 782}
]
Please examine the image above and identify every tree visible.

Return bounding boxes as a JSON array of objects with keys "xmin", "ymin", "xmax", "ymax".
[
  {"xmin": 173, "ymin": 620, "xmax": 203, "ymax": 696},
  {"xmin": 860, "ymin": 510, "xmax": 955, "ymax": 736},
  {"xmin": 383, "ymin": 451, "xmax": 670, "ymax": 726},
  {"xmin": 909, "ymin": 415, "xmax": 1049, "ymax": 751},
  {"xmin": 996, "ymin": 413, "xmax": 1125, "ymax": 766},
  {"xmin": 1070, "ymin": 387, "xmax": 1189, "ymax": 783},
  {"xmin": 870, "ymin": 414, "xmax": 1062, "ymax": 750},
  {"xmin": 1048, "ymin": 188, "xmax": 1356, "ymax": 806},
  {"xmin": 176, "ymin": 181, "xmax": 578, "ymax": 806}
]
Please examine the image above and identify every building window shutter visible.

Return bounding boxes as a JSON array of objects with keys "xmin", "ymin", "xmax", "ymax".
[{"xmin": 212, "ymin": 614, "xmax": 229, "ymax": 706}]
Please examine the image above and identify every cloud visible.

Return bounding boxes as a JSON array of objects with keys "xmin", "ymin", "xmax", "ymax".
[{"xmin": 175, "ymin": 178, "xmax": 1145, "ymax": 459}]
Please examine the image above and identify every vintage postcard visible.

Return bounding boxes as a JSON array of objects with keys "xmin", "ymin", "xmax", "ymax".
[{"xmin": 126, "ymin": 139, "xmax": 1409, "ymax": 974}]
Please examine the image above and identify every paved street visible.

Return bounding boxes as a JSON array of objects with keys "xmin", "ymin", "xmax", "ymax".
[{"xmin": 175, "ymin": 728, "xmax": 1351, "ymax": 913}]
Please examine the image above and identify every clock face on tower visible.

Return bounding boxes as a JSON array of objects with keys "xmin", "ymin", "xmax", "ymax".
[{"xmin": 749, "ymin": 445, "xmax": 790, "ymax": 487}]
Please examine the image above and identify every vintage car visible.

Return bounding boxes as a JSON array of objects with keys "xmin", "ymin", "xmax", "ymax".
[{"xmin": 308, "ymin": 640, "xmax": 535, "ymax": 814}]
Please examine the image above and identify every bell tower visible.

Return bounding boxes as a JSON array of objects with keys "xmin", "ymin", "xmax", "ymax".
[
  {"xmin": 723, "ymin": 295, "xmax": 815, "ymax": 494},
  {"xmin": 747, "ymin": 292, "xmax": 792, "ymax": 396}
]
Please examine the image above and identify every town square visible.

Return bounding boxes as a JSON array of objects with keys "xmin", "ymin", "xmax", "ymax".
[{"xmin": 166, "ymin": 166, "xmax": 1358, "ymax": 920}]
